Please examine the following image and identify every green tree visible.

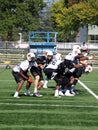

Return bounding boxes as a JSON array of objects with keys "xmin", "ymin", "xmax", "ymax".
[
  {"xmin": 0, "ymin": 0, "xmax": 46, "ymax": 41},
  {"xmin": 65, "ymin": 0, "xmax": 87, "ymax": 8},
  {"xmin": 51, "ymin": 0, "xmax": 98, "ymax": 42}
]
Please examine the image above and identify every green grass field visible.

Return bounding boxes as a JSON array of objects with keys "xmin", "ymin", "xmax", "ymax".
[{"xmin": 0, "ymin": 68, "xmax": 98, "ymax": 130}]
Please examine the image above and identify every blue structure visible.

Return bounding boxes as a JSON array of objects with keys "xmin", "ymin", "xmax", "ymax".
[{"xmin": 28, "ymin": 32, "xmax": 58, "ymax": 55}]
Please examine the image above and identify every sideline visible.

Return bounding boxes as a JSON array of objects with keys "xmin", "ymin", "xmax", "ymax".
[
  {"xmin": 0, "ymin": 102, "xmax": 98, "ymax": 108},
  {"xmin": 78, "ymin": 80, "xmax": 98, "ymax": 100}
]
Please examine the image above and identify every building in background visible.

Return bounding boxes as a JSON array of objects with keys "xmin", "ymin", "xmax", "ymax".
[
  {"xmin": 44, "ymin": 1, "xmax": 98, "ymax": 45},
  {"xmin": 76, "ymin": 25, "xmax": 98, "ymax": 44},
  {"xmin": 76, "ymin": 25, "xmax": 88, "ymax": 43},
  {"xmin": 88, "ymin": 25, "xmax": 98, "ymax": 44}
]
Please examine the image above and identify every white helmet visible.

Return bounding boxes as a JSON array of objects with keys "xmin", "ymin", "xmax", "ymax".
[
  {"xmin": 85, "ymin": 65, "xmax": 93, "ymax": 73},
  {"xmin": 72, "ymin": 45, "xmax": 81, "ymax": 55},
  {"xmin": 54, "ymin": 53, "xmax": 62, "ymax": 60},
  {"xmin": 72, "ymin": 49, "xmax": 81, "ymax": 55},
  {"xmin": 46, "ymin": 50, "xmax": 53, "ymax": 56},
  {"xmin": 65, "ymin": 54, "xmax": 72, "ymax": 60},
  {"xmin": 73, "ymin": 45, "xmax": 81, "ymax": 50},
  {"xmin": 27, "ymin": 52, "xmax": 35, "ymax": 61}
]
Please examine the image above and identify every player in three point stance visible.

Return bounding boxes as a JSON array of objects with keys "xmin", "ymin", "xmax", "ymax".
[{"xmin": 12, "ymin": 52, "xmax": 35, "ymax": 98}]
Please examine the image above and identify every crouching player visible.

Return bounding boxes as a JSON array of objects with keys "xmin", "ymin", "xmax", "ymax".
[
  {"xmin": 54, "ymin": 55, "xmax": 83, "ymax": 97},
  {"xmin": 12, "ymin": 52, "xmax": 35, "ymax": 98},
  {"xmin": 43, "ymin": 52, "xmax": 62, "ymax": 88},
  {"xmin": 30, "ymin": 57, "xmax": 44, "ymax": 97}
]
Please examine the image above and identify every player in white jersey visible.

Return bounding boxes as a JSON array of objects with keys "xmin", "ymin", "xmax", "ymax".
[
  {"xmin": 12, "ymin": 52, "xmax": 35, "ymax": 98},
  {"xmin": 43, "ymin": 53, "xmax": 62, "ymax": 88}
]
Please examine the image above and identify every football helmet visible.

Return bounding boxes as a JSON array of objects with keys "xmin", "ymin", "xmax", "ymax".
[
  {"xmin": 27, "ymin": 52, "xmax": 35, "ymax": 61},
  {"xmin": 46, "ymin": 50, "xmax": 53, "ymax": 56},
  {"xmin": 73, "ymin": 45, "xmax": 81, "ymax": 50},
  {"xmin": 54, "ymin": 53, "xmax": 62, "ymax": 60},
  {"xmin": 65, "ymin": 54, "xmax": 72, "ymax": 60},
  {"xmin": 85, "ymin": 65, "xmax": 93, "ymax": 73},
  {"xmin": 72, "ymin": 45, "xmax": 81, "ymax": 55}
]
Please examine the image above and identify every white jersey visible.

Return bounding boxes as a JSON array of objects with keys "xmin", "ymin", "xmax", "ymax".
[
  {"xmin": 46, "ymin": 59, "xmax": 62, "ymax": 69},
  {"xmin": 13, "ymin": 60, "xmax": 30, "ymax": 72},
  {"xmin": 65, "ymin": 52, "xmax": 79, "ymax": 73},
  {"xmin": 66, "ymin": 52, "xmax": 77, "ymax": 61}
]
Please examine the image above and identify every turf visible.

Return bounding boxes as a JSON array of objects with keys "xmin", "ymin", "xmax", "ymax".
[{"xmin": 0, "ymin": 68, "xmax": 98, "ymax": 130}]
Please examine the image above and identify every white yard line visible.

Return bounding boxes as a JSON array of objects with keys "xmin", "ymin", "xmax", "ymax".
[
  {"xmin": 0, "ymin": 102, "xmax": 98, "ymax": 108},
  {"xmin": 78, "ymin": 80, "xmax": 98, "ymax": 100}
]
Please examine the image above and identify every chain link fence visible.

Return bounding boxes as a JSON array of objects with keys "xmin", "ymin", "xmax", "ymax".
[
  {"xmin": 0, "ymin": 41, "xmax": 98, "ymax": 68},
  {"xmin": 0, "ymin": 41, "xmax": 29, "ymax": 68}
]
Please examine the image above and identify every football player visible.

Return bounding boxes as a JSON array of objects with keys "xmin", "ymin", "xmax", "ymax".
[
  {"xmin": 54, "ymin": 55, "xmax": 83, "ymax": 97},
  {"xmin": 12, "ymin": 52, "xmax": 35, "ymax": 98},
  {"xmin": 43, "ymin": 50, "xmax": 54, "ymax": 88},
  {"xmin": 30, "ymin": 56, "xmax": 44, "ymax": 97},
  {"xmin": 43, "ymin": 52, "xmax": 62, "ymax": 89}
]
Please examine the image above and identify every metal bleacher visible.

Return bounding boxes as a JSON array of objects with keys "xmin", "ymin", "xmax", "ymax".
[
  {"xmin": 0, "ymin": 40, "xmax": 98, "ymax": 68},
  {"xmin": 0, "ymin": 48, "xmax": 28, "ymax": 68}
]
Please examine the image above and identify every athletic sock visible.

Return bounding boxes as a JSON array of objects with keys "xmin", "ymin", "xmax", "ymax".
[
  {"xmin": 34, "ymin": 87, "xmax": 37, "ymax": 93},
  {"xmin": 54, "ymin": 90, "xmax": 59, "ymax": 96},
  {"xmin": 14, "ymin": 91, "xmax": 18, "ymax": 97}
]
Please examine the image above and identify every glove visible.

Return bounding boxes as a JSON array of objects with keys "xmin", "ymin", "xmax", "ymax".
[{"xmin": 28, "ymin": 77, "xmax": 33, "ymax": 83}]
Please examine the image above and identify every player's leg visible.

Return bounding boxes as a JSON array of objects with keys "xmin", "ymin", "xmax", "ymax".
[{"xmin": 14, "ymin": 80, "xmax": 24, "ymax": 98}]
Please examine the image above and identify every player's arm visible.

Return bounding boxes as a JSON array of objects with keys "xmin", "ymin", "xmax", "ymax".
[
  {"xmin": 19, "ymin": 69, "xmax": 29, "ymax": 80},
  {"xmin": 73, "ymin": 63, "xmax": 84, "ymax": 68}
]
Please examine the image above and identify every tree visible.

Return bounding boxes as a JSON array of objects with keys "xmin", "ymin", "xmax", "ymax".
[
  {"xmin": 0, "ymin": 0, "xmax": 46, "ymax": 41},
  {"xmin": 50, "ymin": 0, "xmax": 98, "ymax": 42},
  {"xmin": 64, "ymin": 0, "xmax": 88, "ymax": 8}
]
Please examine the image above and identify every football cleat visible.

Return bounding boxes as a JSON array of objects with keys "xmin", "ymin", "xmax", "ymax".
[
  {"xmin": 65, "ymin": 90, "xmax": 74, "ymax": 96},
  {"xmin": 70, "ymin": 90, "xmax": 76, "ymax": 95},
  {"xmin": 59, "ymin": 91, "xmax": 64, "ymax": 96},
  {"xmin": 33, "ymin": 93, "xmax": 43, "ymax": 97},
  {"xmin": 54, "ymin": 95, "xmax": 61, "ymax": 98},
  {"xmin": 43, "ymin": 85, "xmax": 48, "ymax": 88},
  {"xmin": 24, "ymin": 90, "xmax": 31, "ymax": 96},
  {"xmin": 13, "ymin": 95, "xmax": 20, "ymax": 98}
]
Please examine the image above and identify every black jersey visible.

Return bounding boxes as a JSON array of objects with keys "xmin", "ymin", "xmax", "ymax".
[
  {"xmin": 36, "ymin": 55, "xmax": 46, "ymax": 65},
  {"xmin": 57, "ymin": 59, "xmax": 74, "ymax": 77}
]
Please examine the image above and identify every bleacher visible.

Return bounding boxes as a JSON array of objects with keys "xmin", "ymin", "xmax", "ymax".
[
  {"xmin": 0, "ymin": 48, "xmax": 28, "ymax": 68},
  {"xmin": 0, "ymin": 41, "xmax": 98, "ymax": 68}
]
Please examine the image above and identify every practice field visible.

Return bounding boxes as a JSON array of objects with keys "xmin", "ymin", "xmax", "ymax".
[{"xmin": 0, "ymin": 68, "xmax": 98, "ymax": 130}]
